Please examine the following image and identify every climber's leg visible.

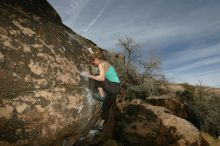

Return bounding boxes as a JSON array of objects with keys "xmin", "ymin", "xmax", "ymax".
[
  {"xmin": 89, "ymin": 79, "xmax": 106, "ymax": 101},
  {"xmin": 97, "ymin": 87, "xmax": 105, "ymax": 97},
  {"xmin": 101, "ymin": 93, "xmax": 115, "ymax": 121},
  {"xmin": 89, "ymin": 78, "xmax": 120, "ymax": 96}
]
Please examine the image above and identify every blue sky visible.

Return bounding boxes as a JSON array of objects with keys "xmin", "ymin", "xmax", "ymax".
[{"xmin": 48, "ymin": 0, "xmax": 220, "ymax": 87}]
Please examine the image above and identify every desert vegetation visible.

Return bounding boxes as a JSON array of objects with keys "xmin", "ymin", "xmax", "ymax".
[{"xmin": 105, "ymin": 36, "xmax": 167, "ymax": 100}]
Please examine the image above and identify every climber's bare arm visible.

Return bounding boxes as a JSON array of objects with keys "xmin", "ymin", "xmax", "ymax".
[{"xmin": 81, "ymin": 63, "xmax": 105, "ymax": 81}]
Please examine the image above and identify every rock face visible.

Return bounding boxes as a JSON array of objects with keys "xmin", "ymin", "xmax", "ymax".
[
  {"xmin": 116, "ymin": 99, "xmax": 202, "ymax": 146},
  {"xmin": 1, "ymin": 0, "xmax": 62, "ymax": 23},
  {"xmin": 0, "ymin": 0, "xmax": 102, "ymax": 146}
]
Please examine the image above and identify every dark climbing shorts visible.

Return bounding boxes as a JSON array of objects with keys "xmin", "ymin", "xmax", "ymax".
[{"xmin": 91, "ymin": 79, "xmax": 120, "ymax": 95}]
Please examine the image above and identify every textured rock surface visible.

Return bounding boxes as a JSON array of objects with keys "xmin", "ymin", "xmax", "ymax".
[
  {"xmin": 0, "ymin": 1, "xmax": 102, "ymax": 146},
  {"xmin": 116, "ymin": 99, "xmax": 202, "ymax": 146},
  {"xmin": 146, "ymin": 95, "xmax": 188, "ymax": 119},
  {"xmin": 1, "ymin": 0, "xmax": 62, "ymax": 23}
]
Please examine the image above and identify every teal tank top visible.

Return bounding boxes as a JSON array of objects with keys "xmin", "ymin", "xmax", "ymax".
[{"xmin": 105, "ymin": 66, "xmax": 120, "ymax": 83}]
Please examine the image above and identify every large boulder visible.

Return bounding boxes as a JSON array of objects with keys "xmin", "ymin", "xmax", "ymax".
[{"xmin": 0, "ymin": 1, "xmax": 102, "ymax": 146}]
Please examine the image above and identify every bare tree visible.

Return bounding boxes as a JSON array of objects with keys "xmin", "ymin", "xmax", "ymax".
[
  {"xmin": 115, "ymin": 36, "xmax": 167, "ymax": 98},
  {"xmin": 117, "ymin": 36, "xmax": 140, "ymax": 67},
  {"xmin": 138, "ymin": 56, "xmax": 161, "ymax": 77}
]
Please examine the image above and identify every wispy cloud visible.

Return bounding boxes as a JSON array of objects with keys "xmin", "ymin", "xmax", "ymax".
[
  {"xmin": 48, "ymin": 0, "xmax": 220, "ymax": 87},
  {"xmin": 166, "ymin": 67, "xmax": 220, "ymax": 87},
  {"xmin": 166, "ymin": 57, "xmax": 220, "ymax": 75},
  {"xmin": 164, "ymin": 43, "xmax": 220, "ymax": 70},
  {"xmin": 163, "ymin": 41, "xmax": 220, "ymax": 86},
  {"xmin": 83, "ymin": 0, "xmax": 111, "ymax": 34},
  {"xmin": 48, "ymin": 0, "xmax": 91, "ymax": 27}
]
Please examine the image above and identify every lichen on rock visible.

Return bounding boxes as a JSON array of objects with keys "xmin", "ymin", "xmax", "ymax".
[{"xmin": 0, "ymin": 0, "xmax": 103, "ymax": 146}]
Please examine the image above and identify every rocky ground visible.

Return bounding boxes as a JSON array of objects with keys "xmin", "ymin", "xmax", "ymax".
[{"xmin": 74, "ymin": 85, "xmax": 220, "ymax": 146}]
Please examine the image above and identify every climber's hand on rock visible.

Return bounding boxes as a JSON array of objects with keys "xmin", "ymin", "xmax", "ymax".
[{"xmin": 80, "ymin": 71, "xmax": 90, "ymax": 77}]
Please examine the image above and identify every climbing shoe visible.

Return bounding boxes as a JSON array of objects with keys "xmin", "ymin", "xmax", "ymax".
[
  {"xmin": 93, "ymin": 93, "xmax": 105, "ymax": 101},
  {"xmin": 92, "ymin": 125, "xmax": 103, "ymax": 131}
]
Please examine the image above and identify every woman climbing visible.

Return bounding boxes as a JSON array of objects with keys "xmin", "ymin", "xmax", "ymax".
[{"xmin": 81, "ymin": 52, "xmax": 120, "ymax": 130}]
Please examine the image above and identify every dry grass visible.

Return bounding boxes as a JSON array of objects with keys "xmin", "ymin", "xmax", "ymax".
[{"xmin": 167, "ymin": 83, "xmax": 185, "ymax": 92}]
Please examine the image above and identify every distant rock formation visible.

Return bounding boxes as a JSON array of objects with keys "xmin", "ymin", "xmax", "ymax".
[
  {"xmin": 146, "ymin": 95, "xmax": 188, "ymax": 119},
  {"xmin": 0, "ymin": 0, "xmax": 103, "ymax": 146},
  {"xmin": 115, "ymin": 98, "xmax": 202, "ymax": 146}
]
